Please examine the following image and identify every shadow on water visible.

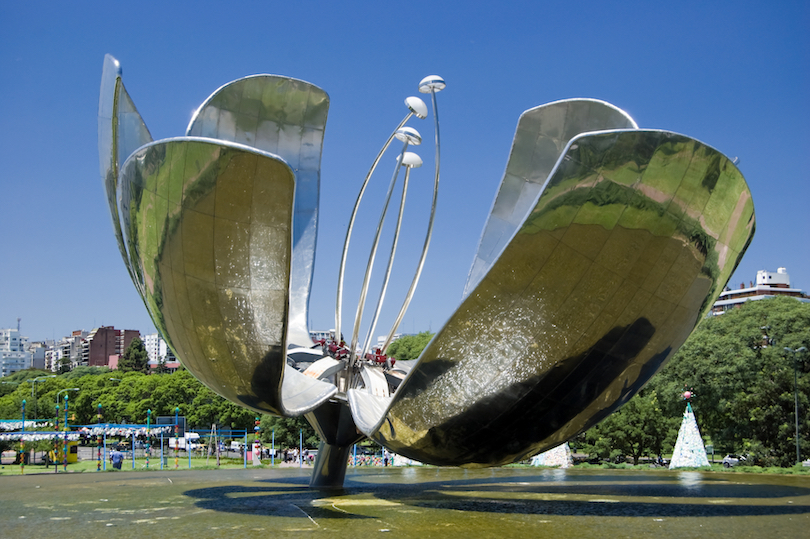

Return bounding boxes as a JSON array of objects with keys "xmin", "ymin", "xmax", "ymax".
[
  {"xmin": 183, "ymin": 469, "xmax": 810, "ymax": 519},
  {"xmin": 184, "ymin": 477, "xmax": 373, "ymax": 521}
]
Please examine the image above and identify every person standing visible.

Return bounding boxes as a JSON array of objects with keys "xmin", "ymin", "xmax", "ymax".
[{"xmin": 111, "ymin": 449, "xmax": 124, "ymax": 470}]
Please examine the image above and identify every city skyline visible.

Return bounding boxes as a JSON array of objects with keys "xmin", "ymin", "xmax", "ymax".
[{"xmin": 1, "ymin": 1, "xmax": 808, "ymax": 343}]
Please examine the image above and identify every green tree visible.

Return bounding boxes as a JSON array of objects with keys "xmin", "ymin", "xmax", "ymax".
[
  {"xmin": 57, "ymin": 356, "xmax": 72, "ymax": 374},
  {"xmin": 581, "ymin": 390, "xmax": 678, "ymax": 464},
  {"xmin": 646, "ymin": 297, "xmax": 810, "ymax": 466},
  {"xmin": 0, "ymin": 368, "xmax": 52, "ymax": 383},
  {"xmin": 180, "ymin": 377, "xmax": 254, "ymax": 431},
  {"xmin": 386, "ymin": 331, "xmax": 435, "ymax": 360},
  {"xmin": 258, "ymin": 415, "xmax": 318, "ymax": 449},
  {"xmin": 154, "ymin": 358, "xmax": 170, "ymax": 374},
  {"xmin": 117, "ymin": 337, "xmax": 149, "ymax": 373},
  {"xmin": 0, "ymin": 382, "xmax": 17, "ymax": 398},
  {"xmin": 63, "ymin": 366, "xmax": 111, "ymax": 380}
]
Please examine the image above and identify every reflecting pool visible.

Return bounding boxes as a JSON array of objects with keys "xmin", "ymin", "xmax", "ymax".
[{"xmin": 2, "ymin": 467, "xmax": 807, "ymax": 538}]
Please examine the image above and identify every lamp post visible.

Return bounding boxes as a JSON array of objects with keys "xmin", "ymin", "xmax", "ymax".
[
  {"xmin": 63, "ymin": 394, "xmax": 69, "ymax": 471},
  {"xmin": 785, "ymin": 346, "xmax": 808, "ymax": 464},
  {"xmin": 146, "ymin": 409, "xmax": 151, "ymax": 469},
  {"xmin": 55, "ymin": 388, "xmax": 79, "ymax": 407},
  {"xmin": 97, "ymin": 403, "xmax": 102, "ymax": 471},
  {"xmin": 55, "ymin": 388, "xmax": 78, "ymax": 472},
  {"xmin": 174, "ymin": 406, "xmax": 179, "ymax": 469},
  {"xmin": 20, "ymin": 399, "xmax": 26, "ymax": 474},
  {"xmin": 31, "ymin": 375, "xmax": 56, "ymax": 418},
  {"xmin": 53, "ymin": 404, "xmax": 59, "ymax": 474}
]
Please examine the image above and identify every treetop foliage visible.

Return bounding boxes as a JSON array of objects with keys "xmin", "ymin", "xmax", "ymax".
[
  {"xmin": 2, "ymin": 298, "xmax": 806, "ymax": 465},
  {"xmin": 645, "ymin": 297, "xmax": 810, "ymax": 466},
  {"xmin": 0, "ymin": 367, "xmax": 255, "ymax": 432},
  {"xmin": 386, "ymin": 331, "xmax": 435, "ymax": 360},
  {"xmin": 581, "ymin": 297, "xmax": 810, "ymax": 466},
  {"xmin": 117, "ymin": 337, "xmax": 149, "ymax": 373}
]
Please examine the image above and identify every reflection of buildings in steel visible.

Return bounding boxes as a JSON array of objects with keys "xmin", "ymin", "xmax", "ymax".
[{"xmin": 99, "ymin": 55, "xmax": 755, "ymax": 487}]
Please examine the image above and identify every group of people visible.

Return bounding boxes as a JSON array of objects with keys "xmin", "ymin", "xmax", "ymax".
[
  {"xmin": 351, "ymin": 450, "xmax": 393, "ymax": 467},
  {"xmin": 278, "ymin": 447, "xmax": 314, "ymax": 465}
]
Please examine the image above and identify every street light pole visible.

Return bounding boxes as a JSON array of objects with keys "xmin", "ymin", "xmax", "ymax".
[
  {"xmin": 97, "ymin": 403, "xmax": 102, "ymax": 471},
  {"xmin": 146, "ymin": 409, "xmax": 151, "ymax": 469},
  {"xmin": 20, "ymin": 399, "xmax": 26, "ymax": 475},
  {"xmin": 55, "ymin": 388, "xmax": 78, "ymax": 472},
  {"xmin": 55, "ymin": 388, "xmax": 80, "ymax": 407},
  {"xmin": 174, "ymin": 406, "xmax": 179, "ymax": 469},
  {"xmin": 785, "ymin": 346, "xmax": 808, "ymax": 465},
  {"xmin": 63, "ymin": 394, "xmax": 69, "ymax": 471},
  {"xmin": 53, "ymin": 404, "xmax": 59, "ymax": 474}
]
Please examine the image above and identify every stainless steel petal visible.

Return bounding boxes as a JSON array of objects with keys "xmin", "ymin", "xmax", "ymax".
[
  {"xmin": 187, "ymin": 75, "xmax": 329, "ymax": 348},
  {"xmin": 98, "ymin": 54, "xmax": 153, "ymax": 296},
  {"xmin": 464, "ymin": 99, "xmax": 637, "ymax": 297},
  {"xmin": 363, "ymin": 128, "xmax": 754, "ymax": 467},
  {"xmin": 118, "ymin": 137, "xmax": 335, "ymax": 415}
]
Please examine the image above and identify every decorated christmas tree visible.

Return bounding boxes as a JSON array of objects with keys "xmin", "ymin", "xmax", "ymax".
[{"xmin": 669, "ymin": 402, "xmax": 710, "ymax": 468}]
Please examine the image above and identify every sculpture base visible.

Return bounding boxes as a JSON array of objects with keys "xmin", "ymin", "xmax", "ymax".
[
  {"xmin": 309, "ymin": 442, "xmax": 353, "ymax": 489},
  {"xmin": 305, "ymin": 399, "xmax": 365, "ymax": 488}
]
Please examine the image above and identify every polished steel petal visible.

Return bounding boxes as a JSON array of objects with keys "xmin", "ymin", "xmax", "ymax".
[
  {"xmin": 464, "ymin": 99, "xmax": 637, "ymax": 296},
  {"xmin": 99, "ymin": 57, "xmax": 757, "ymax": 489},
  {"xmin": 118, "ymin": 137, "xmax": 336, "ymax": 415},
  {"xmin": 358, "ymin": 128, "xmax": 755, "ymax": 467},
  {"xmin": 187, "ymin": 75, "xmax": 329, "ymax": 348},
  {"xmin": 98, "ymin": 54, "xmax": 153, "ymax": 295}
]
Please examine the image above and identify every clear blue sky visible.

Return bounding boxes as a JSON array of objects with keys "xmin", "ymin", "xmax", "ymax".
[{"xmin": 1, "ymin": 1, "xmax": 807, "ymax": 343}]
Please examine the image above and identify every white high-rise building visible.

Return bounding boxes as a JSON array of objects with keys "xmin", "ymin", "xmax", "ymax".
[
  {"xmin": 143, "ymin": 333, "xmax": 160, "ymax": 363},
  {"xmin": 1, "ymin": 327, "xmax": 32, "ymax": 377},
  {"xmin": 143, "ymin": 333, "xmax": 176, "ymax": 365},
  {"xmin": 711, "ymin": 267, "xmax": 809, "ymax": 315}
]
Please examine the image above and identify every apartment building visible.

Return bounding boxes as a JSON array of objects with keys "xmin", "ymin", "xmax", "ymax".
[
  {"xmin": 711, "ymin": 267, "xmax": 809, "ymax": 315},
  {"xmin": 0, "ymin": 327, "xmax": 31, "ymax": 377}
]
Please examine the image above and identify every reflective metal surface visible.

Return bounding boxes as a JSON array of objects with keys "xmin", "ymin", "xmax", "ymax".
[
  {"xmin": 187, "ymin": 75, "xmax": 329, "ymax": 348},
  {"xmin": 355, "ymin": 128, "xmax": 755, "ymax": 467},
  {"xmin": 118, "ymin": 137, "xmax": 335, "ymax": 415},
  {"xmin": 99, "ymin": 54, "xmax": 153, "ymax": 293},
  {"xmin": 465, "ymin": 99, "xmax": 637, "ymax": 296},
  {"xmin": 100, "ymin": 57, "xmax": 755, "ymax": 486},
  {"xmin": 99, "ymin": 57, "xmax": 336, "ymax": 416}
]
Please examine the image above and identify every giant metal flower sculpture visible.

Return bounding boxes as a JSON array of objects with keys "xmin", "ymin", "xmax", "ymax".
[{"xmin": 99, "ymin": 55, "xmax": 754, "ymax": 487}]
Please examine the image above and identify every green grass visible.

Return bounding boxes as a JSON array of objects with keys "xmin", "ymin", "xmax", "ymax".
[
  {"xmin": 0, "ymin": 456, "xmax": 286, "ymax": 475},
  {"xmin": 6, "ymin": 456, "xmax": 809, "ymax": 476},
  {"xmin": 510, "ymin": 461, "xmax": 810, "ymax": 475}
]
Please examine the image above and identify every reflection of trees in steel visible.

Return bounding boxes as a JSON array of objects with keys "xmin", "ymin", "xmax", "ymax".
[
  {"xmin": 397, "ymin": 318, "xmax": 661, "ymax": 466},
  {"xmin": 99, "ymin": 55, "xmax": 755, "ymax": 487}
]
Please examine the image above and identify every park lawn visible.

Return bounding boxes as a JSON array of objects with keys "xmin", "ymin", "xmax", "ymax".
[{"xmin": 0, "ymin": 456, "xmax": 283, "ymax": 475}]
